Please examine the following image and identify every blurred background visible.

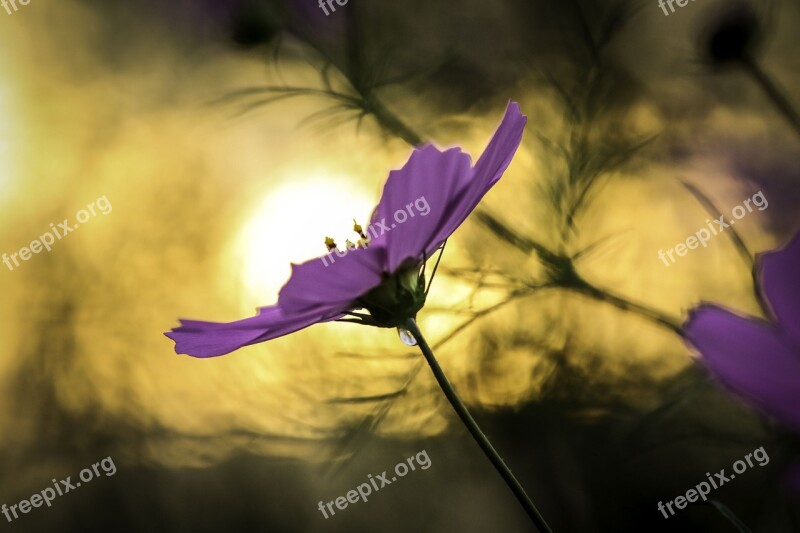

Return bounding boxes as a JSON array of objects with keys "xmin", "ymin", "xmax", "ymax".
[{"xmin": 0, "ymin": 0, "xmax": 798, "ymax": 531}]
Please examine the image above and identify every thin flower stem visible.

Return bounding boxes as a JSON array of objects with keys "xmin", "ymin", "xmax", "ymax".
[
  {"xmin": 425, "ymin": 241, "xmax": 447, "ymax": 296},
  {"xmin": 403, "ymin": 317, "xmax": 554, "ymax": 533}
]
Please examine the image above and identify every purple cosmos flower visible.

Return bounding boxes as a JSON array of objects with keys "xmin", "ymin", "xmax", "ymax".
[
  {"xmin": 166, "ymin": 102, "xmax": 527, "ymax": 357},
  {"xmin": 684, "ymin": 232, "xmax": 800, "ymax": 431}
]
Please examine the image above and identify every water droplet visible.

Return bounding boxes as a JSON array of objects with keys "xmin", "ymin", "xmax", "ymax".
[{"xmin": 397, "ymin": 327, "xmax": 417, "ymax": 346}]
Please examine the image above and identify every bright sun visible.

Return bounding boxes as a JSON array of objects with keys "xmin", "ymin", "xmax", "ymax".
[{"xmin": 233, "ymin": 175, "xmax": 377, "ymax": 309}]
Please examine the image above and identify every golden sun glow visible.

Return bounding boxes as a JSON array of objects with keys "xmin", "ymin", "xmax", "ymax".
[
  {"xmin": 0, "ymin": 83, "xmax": 11, "ymax": 198},
  {"xmin": 232, "ymin": 175, "xmax": 377, "ymax": 310}
]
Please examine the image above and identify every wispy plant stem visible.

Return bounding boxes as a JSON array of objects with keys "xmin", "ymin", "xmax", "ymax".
[
  {"xmin": 403, "ymin": 318, "xmax": 554, "ymax": 533},
  {"xmin": 363, "ymin": 93, "xmax": 424, "ymax": 146},
  {"xmin": 741, "ymin": 55, "xmax": 800, "ymax": 140},
  {"xmin": 570, "ymin": 282, "xmax": 684, "ymax": 335},
  {"xmin": 476, "ymin": 210, "xmax": 684, "ymax": 335}
]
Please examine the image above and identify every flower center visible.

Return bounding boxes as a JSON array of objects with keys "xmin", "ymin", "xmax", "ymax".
[
  {"xmin": 324, "ymin": 219, "xmax": 428, "ymax": 329},
  {"xmin": 358, "ymin": 266, "xmax": 426, "ymax": 328}
]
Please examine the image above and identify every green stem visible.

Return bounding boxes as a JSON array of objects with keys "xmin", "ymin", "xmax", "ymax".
[{"xmin": 403, "ymin": 318, "xmax": 554, "ymax": 533}]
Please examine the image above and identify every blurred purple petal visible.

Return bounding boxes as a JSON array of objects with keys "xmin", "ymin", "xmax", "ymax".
[
  {"xmin": 758, "ymin": 233, "xmax": 800, "ymax": 342},
  {"xmin": 685, "ymin": 305, "xmax": 800, "ymax": 431}
]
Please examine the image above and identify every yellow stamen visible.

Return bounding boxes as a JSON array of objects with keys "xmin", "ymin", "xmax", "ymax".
[
  {"xmin": 353, "ymin": 219, "xmax": 367, "ymax": 240},
  {"xmin": 323, "ymin": 218, "xmax": 370, "ymax": 254}
]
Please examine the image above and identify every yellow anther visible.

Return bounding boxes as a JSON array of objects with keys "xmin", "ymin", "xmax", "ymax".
[
  {"xmin": 353, "ymin": 219, "xmax": 367, "ymax": 240},
  {"xmin": 324, "ymin": 219, "xmax": 368, "ymax": 254}
]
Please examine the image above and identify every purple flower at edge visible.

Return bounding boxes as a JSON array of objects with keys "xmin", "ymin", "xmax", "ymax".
[
  {"xmin": 684, "ymin": 232, "xmax": 800, "ymax": 431},
  {"xmin": 166, "ymin": 102, "xmax": 527, "ymax": 357}
]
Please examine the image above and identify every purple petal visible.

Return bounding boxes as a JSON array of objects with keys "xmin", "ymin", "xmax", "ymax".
[
  {"xmin": 370, "ymin": 101, "xmax": 526, "ymax": 273},
  {"xmin": 165, "ymin": 304, "xmax": 342, "ymax": 358},
  {"xmin": 758, "ymin": 232, "xmax": 800, "ymax": 342},
  {"xmin": 278, "ymin": 243, "xmax": 387, "ymax": 312},
  {"xmin": 685, "ymin": 305, "xmax": 800, "ymax": 431},
  {"xmin": 424, "ymin": 101, "xmax": 526, "ymax": 252},
  {"xmin": 371, "ymin": 145, "xmax": 473, "ymax": 271}
]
